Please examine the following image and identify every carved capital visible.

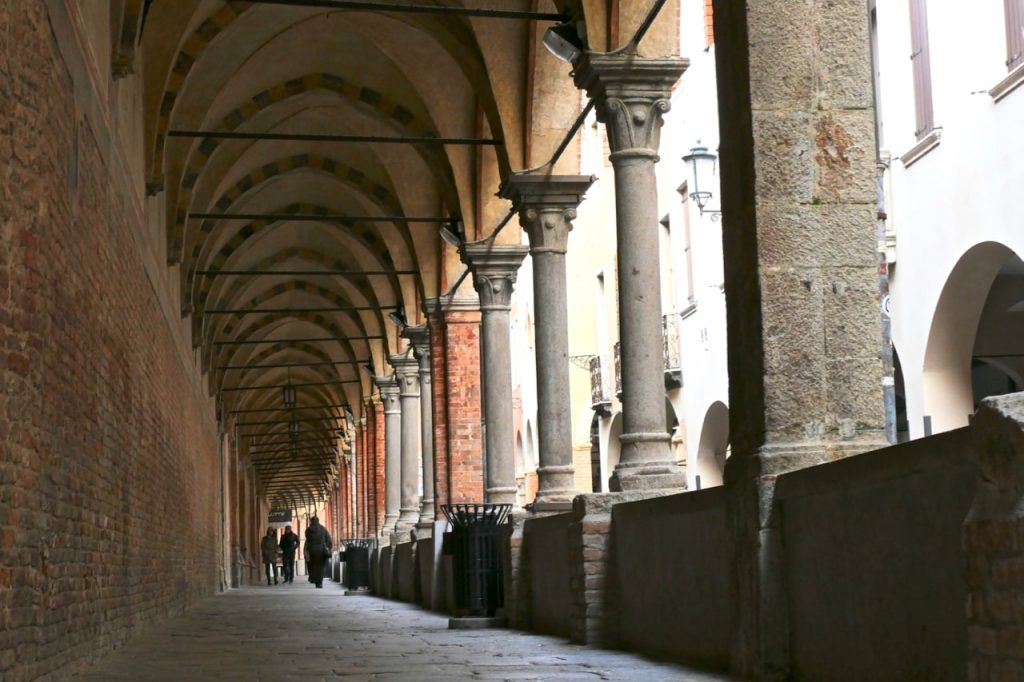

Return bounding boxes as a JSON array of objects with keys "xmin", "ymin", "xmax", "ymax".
[
  {"xmin": 499, "ymin": 175, "xmax": 594, "ymax": 256},
  {"xmin": 401, "ymin": 325, "xmax": 431, "ymax": 370},
  {"xmin": 461, "ymin": 244, "xmax": 529, "ymax": 312},
  {"xmin": 388, "ymin": 353, "xmax": 420, "ymax": 397},
  {"xmin": 573, "ymin": 52, "xmax": 688, "ymax": 157},
  {"xmin": 373, "ymin": 377, "xmax": 400, "ymax": 414}
]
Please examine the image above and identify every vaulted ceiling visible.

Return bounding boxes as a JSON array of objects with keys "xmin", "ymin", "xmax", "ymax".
[{"xmin": 112, "ymin": 0, "xmax": 673, "ymax": 508}]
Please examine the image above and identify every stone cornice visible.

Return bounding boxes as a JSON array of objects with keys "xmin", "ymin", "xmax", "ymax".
[{"xmin": 500, "ymin": 175, "xmax": 595, "ymax": 256}]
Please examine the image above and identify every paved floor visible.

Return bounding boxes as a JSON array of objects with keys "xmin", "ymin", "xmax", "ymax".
[{"xmin": 74, "ymin": 581, "xmax": 734, "ymax": 681}]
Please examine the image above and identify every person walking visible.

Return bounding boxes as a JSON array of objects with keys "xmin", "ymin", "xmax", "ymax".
[
  {"xmin": 279, "ymin": 524, "xmax": 299, "ymax": 584},
  {"xmin": 304, "ymin": 516, "xmax": 332, "ymax": 589},
  {"xmin": 260, "ymin": 528, "xmax": 279, "ymax": 586}
]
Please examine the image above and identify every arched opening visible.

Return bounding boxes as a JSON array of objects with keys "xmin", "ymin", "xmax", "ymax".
[
  {"xmin": 515, "ymin": 431, "xmax": 526, "ymax": 507},
  {"xmin": 893, "ymin": 347, "xmax": 910, "ymax": 443},
  {"xmin": 694, "ymin": 401, "xmax": 729, "ymax": 489},
  {"xmin": 923, "ymin": 243, "xmax": 1024, "ymax": 433},
  {"xmin": 605, "ymin": 412, "xmax": 624, "ymax": 493},
  {"xmin": 589, "ymin": 414, "xmax": 601, "ymax": 493},
  {"xmin": 523, "ymin": 421, "xmax": 538, "ymax": 504}
]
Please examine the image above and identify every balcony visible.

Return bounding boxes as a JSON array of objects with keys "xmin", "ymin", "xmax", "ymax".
[
  {"xmin": 663, "ymin": 314, "xmax": 682, "ymax": 389},
  {"xmin": 589, "ymin": 356, "xmax": 612, "ymax": 417}
]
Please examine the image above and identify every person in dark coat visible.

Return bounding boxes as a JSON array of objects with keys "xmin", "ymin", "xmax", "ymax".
[
  {"xmin": 279, "ymin": 524, "xmax": 299, "ymax": 584},
  {"xmin": 260, "ymin": 528, "xmax": 279, "ymax": 585},
  {"xmin": 304, "ymin": 516, "xmax": 332, "ymax": 588}
]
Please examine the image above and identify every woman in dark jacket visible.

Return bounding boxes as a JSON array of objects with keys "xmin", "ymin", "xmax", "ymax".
[
  {"xmin": 304, "ymin": 516, "xmax": 332, "ymax": 588},
  {"xmin": 260, "ymin": 528, "xmax": 279, "ymax": 585}
]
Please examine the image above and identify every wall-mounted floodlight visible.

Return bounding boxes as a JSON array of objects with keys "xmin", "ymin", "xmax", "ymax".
[
  {"xmin": 543, "ymin": 21, "xmax": 584, "ymax": 63},
  {"xmin": 360, "ymin": 363, "xmax": 375, "ymax": 378},
  {"xmin": 440, "ymin": 217, "xmax": 465, "ymax": 248},
  {"xmin": 388, "ymin": 308, "xmax": 407, "ymax": 327}
]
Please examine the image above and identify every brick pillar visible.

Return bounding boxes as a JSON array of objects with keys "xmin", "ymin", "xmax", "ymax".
[
  {"xmin": 435, "ymin": 296, "xmax": 485, "ymax": 506},
  {"xmin": 373, "ymin": 398, "xmax": 387, "ymax": 536}
]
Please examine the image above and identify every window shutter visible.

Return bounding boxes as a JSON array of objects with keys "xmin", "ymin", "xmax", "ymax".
[
  {"xmin": 908, "ymin": 0, "xmax": 934, "ymax": 140},
  {"xmin": 1007, "ymin": 0, "xmax": 1024, "ymax": 70}
]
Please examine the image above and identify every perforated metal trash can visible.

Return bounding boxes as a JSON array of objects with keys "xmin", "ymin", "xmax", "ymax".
[
  {"xmin": 341, "ymin": 539, "xmax": 371, "ymax": 590},
  {"xmin": 441, "ymin": 504, "xmax": 511, "ymax": 617}
]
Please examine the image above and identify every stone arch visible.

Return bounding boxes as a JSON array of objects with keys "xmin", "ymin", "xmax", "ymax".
[
  {"xmin": 922, "ymin": 241, "xmax": 1021, "ymax": 434},
  {"xmin": 694, "ymin": 401, "xmax": 729, "ymax": 489}
]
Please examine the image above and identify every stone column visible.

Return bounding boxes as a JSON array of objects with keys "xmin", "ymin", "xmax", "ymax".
[
  {"xmin": 500, "ymin": 176, "xmax": 595, "ymax": 508},
  {"xmin": 462, "ymin": 244, "xmax": 529, "ymax": 505},
  {"xmin": 374, "ymin": 377, "xmax": 401, "ymax": 541},
  {"xmin": 404, "ymin": 325, "xmax": 436, "ymax": 528},
  {"xmin": 574, "ymin": 51, "xmax": 688, "ymax": 492},
  {"xmin": 389, "ymin": 352, "xmax": 422, "ymax": 541}
]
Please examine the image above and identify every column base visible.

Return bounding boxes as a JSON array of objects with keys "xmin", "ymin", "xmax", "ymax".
[
  {"xmin": 417, "ymin": 499, "xmax": 436, "ymax": 528},
  {"xmin": 609, "ymin": 462, "xmax": 687, "ymax": 492},
  {"xmin": 529, "ymin": 499, "xmax": 574, "ymax": 513},
  {"xmin": 485, "ymin": 486, "xmax": 518, "ymax": 506}
]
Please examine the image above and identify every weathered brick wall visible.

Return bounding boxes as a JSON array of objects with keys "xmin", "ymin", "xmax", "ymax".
[
  {"xmin": 0, "ymin": 2, "xmax": 222, "ymax": 679},
  {"xmin": 441, "ymin": 309, "xmax": 483, "ymax": 505},
  {"xmin": 372, "ymin": 399, "xmax": 385, "ymax": 534}
]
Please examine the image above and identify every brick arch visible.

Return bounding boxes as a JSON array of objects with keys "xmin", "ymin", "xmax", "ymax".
[
  {"xmin": 186, "ymin": 203, "xmax": 401, "ymax": 311},
  {"xmin": 174, "ymin": 153, "xmax": 409, "ymax": 265}
]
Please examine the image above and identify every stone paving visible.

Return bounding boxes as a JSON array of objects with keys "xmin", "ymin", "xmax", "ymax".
[{"xmin": 73, "ymin": 580, "xmax": 735, "ymax": 681}]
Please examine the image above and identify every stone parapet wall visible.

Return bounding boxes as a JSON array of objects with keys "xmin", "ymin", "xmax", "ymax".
[{"xmin": 0, "ymin": 2, "xmax": 222, "ymax": 679}]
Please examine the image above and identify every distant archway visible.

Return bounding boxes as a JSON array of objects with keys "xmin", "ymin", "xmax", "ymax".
[
  {"xmin": 922, "ymin": 243, "xmax": 1024, "ymax": 433},
  {"xmin": 694, "ymin": 402, "xmax": 729, "ymax": 489},
  {"xmin": 606, "ymin": 412, "xmax": 624, "ymax": 492}
]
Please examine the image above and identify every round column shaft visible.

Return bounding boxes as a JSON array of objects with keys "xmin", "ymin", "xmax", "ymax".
[
  {"xmin": 575, "ymin": 51, "xmax": 689, "ymax": 492},
  {"xmin": 390, "ymin": 353, "xmax": 422, "ymax": 541},
  {"xmin": 462, "ymin": 244, "xmax": 529, "ymax": 505},
  {"xmin": 404, "ymin": 325, "xmax": 436, "ymax": 527},
  {"xmin": 374, "ymin": 377, "xmax": 401, "ymax": 539},
  {"xmin": 500, "ymin": 176, "xmax": 595, "ymax": 507}
]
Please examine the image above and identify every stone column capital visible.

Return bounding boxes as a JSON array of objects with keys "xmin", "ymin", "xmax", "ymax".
[
  {"xmin": 499, "ymin": 175, "xmax": 595, "ymax": 255},
  {"xmin": 402, "ymin": 325, "xmax": 431, "ymax": 363},
  {"xmin": 573, "ymin": 51, "xmax": 688, "ymax": 158},
  {"xmin": 461, "ymin": 243, "xmax": 529, "ymax": 311},
  {"xmin": 388, "ymin": 353, "xmax": 421, "ymax": 398},
  {"xmin": 373, "ymin": 376, "xmax": 400, "ymax": 414}
]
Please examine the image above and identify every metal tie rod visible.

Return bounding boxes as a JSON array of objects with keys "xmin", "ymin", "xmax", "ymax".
[
  {"xmin": 167, "ymin": 130, "xmax": 501, "ymax": 146},
  {"xmin": 205, "ymin": 306, "xmax": 379, "ymax": 315},
  {"xmin": 222, "ymin": 379, "xmax": 360, "ymax": 392},
  {"xmin": 235, "ymin": 415, "xmax": 345, "ymax": 427},
  {"xmin": 219, "ymin": 360, "xmax": 367, "ymax": 371},
  {"xmin": 231, "ymin": 403, "xmax": 349, "ymax": 414},
  {"xmin": 196, "ymin": 270, "xmax": 414, "ymax": 276},
  {"xmin": 215, "ymin": 336, "xmax": 382, "ymax": 346},
  {"xmin": 188, "ymin": 213, "xmax": 454, "ymax": 223},
  {"xmin": 244, "ymin": 0, "xmax": 568, "ymax": 20}
]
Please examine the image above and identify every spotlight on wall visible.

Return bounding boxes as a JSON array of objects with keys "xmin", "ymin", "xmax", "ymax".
[
  {"xmin": 388, "ymin": 308, "xmax": 407, "ymax": 327},
  {"xmin": 439, "ymin": 219, "xmax": 465, "ymax": 248},
  {"xmin": 682, "ymin": 143, "xmax": 721, "ymax": 219},
  {"xmin": 543, "ymin": 21, "xmax": 584, "ymax": 63}
]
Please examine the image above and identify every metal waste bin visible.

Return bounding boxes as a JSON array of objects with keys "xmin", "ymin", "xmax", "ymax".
[
  {"xmin": 442, "ymin": 503, "xmax": 511, "ymax": 617},
  {"xmin": 341, "ymin": 539, "xmax": 371, "ymax": 590}
]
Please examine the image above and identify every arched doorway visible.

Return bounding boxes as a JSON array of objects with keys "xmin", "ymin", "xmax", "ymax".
[
  {"xmin": 694, "ymin": 402, "xmax": 729, "ymax": 489},
  {"xmin": 922, "ymin": 243, "xmax": 1024, "ymax": 433}
]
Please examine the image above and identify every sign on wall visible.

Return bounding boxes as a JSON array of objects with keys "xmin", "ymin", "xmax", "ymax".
[{"xmin": 268, "ymin": 509, "xmax": 292, "ymax": 524}]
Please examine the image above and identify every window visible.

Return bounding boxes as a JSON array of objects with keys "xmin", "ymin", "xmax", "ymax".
[
  {"xmin": 1007, "ymin": 0, "xmax": 1024, "ymax": 71},
  {"xmin": 908, "ymin": 0, "xmax": 934, "ymax": 140}
]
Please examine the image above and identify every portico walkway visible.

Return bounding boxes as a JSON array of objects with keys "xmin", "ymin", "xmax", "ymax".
[{"xmin": 73, "ymin": 581, "xmax": 732, "ymax": 681}]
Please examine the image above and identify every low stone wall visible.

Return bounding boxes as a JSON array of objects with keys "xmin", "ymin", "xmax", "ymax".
[
  {"xmin": 776, "ymin": 429, "xmax": 973, "ymax": 681},
  {"xmin": 609, "ymin": 487, "xmax": 735, "ymax": 671},
  {"xmin": 395, "ymin": 542, "xmax": 416, "ymax": 602},
  {"xmin": 520, "ymin": 513, "xmax": 574, "ymax": 637}
]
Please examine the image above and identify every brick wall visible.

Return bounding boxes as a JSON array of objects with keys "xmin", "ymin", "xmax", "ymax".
[
  {"xmin": 0, "ymin": 2, "xmax": 222, "ymax": 679},
  {"xmin": 440, "ymin": 308, "xmax": 484, "ymax": 506},
  {"xmin": 372, "ymin": 399, "xmax": 385, "ymax": 535}
]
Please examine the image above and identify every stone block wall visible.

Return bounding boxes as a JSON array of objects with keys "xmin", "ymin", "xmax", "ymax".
[{"xmin": 0, "ymin": 2, "xmax": 222, "ymax": 679}]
